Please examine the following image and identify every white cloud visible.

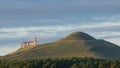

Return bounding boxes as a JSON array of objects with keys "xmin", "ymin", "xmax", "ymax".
[
  {"xmin": 0, "ymin": 31, "xmax": 29, "ymax": 39},
  {"xmin": 0, "ymin": 26, "xmax": 73, "ymax": 32},
  {"xmin": 0, "ymin": 25, "xmax": 78, "ymax": 39},
  {"xmin": 106, "ymin": 38, "xmax": 120, "ymax": 46},
  {"xmin": 0, "ymin": 44, "xmax": 19, "ymax": 56},
  {"xmin": 0, "ymin": 22, "xmax": 120, "ymax": 39},
  {"xmin": 82, "ymin": 22, "xmax": 120, "ymax": 29},
  {"xmin": 92, "ymin": 15, "xmax": 120, "ymax": 21},
  {"xmin": 93, "ymin": 32, "xmax": 120, "ymax": 38}
]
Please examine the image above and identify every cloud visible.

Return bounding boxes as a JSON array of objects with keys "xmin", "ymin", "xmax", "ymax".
[
  {"xmin": 0, "ymin": 32, "xmax": 28, "ymax": 39},
  {"xmin": 106, "ymin": 38, "xmax": 120, "ymax": 46},
  {"xmin": 91, "ymin": 15, "xmax": 120, "ymax": 22},
  {"xmin": 0, "ymin": 25, "xmax": 77, "ymax": 39},
  {"xmin": 93, "ymin": 32, "xmax": 120, "ymax": 39},
  {"xmin": 0, "ymin": 44, "xmax": 19, "ymax": 56},
  {"xmin": 0, "ymin": 21, "xmax": 120, "ymax": 39}
]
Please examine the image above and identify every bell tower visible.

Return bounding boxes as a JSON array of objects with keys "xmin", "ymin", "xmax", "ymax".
[{"xmin": 34, "ymin": 37, "xmax": 37, "ymax": 46}]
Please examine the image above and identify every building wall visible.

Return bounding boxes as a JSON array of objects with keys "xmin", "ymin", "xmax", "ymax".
[
  {"xmin": 21, "ymin": 38, "xmax": 37, "ymax": 48},
  {"xmin": 28, "ymin": 41, "xmax": 37, "ymax": 47},
  {"xmin": 21, "ymin": 42, "xmax": 28, "ymax": 48}
]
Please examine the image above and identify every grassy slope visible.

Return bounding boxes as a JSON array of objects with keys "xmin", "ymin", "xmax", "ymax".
[{"xmin": 6, "ymin": 40, "xmax": 120, "ymax": 59}]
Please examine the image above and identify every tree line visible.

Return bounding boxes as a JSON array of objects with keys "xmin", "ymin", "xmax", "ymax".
[{"xmin": 0, "ymin": 57, "xmax": 120, "ymax": 68}]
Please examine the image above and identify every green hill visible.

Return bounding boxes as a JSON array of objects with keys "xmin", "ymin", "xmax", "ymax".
[
  {"xmin": 63, "ymin": 32, "xmax": 96, "ymax": 40},
  {"xmin": 5, "ymin": 32, "xmax": 120, "ymax": 59}
]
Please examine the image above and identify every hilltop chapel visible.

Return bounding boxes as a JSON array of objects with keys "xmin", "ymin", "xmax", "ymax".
[{"xmin": 21, "ymin": 37, "xmax": 37, "ymax": 48}]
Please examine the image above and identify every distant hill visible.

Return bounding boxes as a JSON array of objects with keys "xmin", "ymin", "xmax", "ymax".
[
  {"xmin": 63, "ymin": 32, "xmax": 96, "ymax": 40},
  {"xmin": 5, "ymin": 32, "xmax": 120, "ymax": 59}
]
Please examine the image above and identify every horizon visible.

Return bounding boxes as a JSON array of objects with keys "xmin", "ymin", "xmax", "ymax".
[{"xmin": 0, "ymin": 0, "xmax": 120, "ymax": 56}]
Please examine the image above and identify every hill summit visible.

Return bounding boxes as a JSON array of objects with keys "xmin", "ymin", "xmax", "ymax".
[{"xmin": 63, "ymin": 32, "xmax": 96, "ymax": 40}]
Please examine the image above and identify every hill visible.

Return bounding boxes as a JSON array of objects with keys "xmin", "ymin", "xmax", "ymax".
[
  {"xmin": 5, "ymin": 32, "xmax": 120, "ymax": 59},
  {"xmin": 63, "ymin": 32, "xmax": 96, "ymax": 40}
]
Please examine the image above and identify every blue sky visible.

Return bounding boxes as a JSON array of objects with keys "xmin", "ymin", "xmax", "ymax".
[{"xmin": 0, "ymin": 0, "xmax": 120, "ymax": 56}]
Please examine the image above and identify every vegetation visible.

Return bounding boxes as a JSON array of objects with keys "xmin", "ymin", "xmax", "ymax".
[
  {"xmin": 63, "ymin": 32, "xmax": 96, "ymax": 40},
  {"xmin": 0, "ymin": 57, "xmax": 120, "ymax": 68},
  {"xmin": 6, "ymin": 39, "xmax": 120, "ymax": 59}
]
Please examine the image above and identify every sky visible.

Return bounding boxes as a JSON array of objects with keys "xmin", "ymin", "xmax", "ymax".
[{"xmin": 0, "ymin": 0, "xmax": 120, "ymax": 56}]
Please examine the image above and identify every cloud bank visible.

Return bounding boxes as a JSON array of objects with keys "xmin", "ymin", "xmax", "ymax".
[{"xmin": 0, "ymin": 21, "xmax": 120, "ymax": 43}]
